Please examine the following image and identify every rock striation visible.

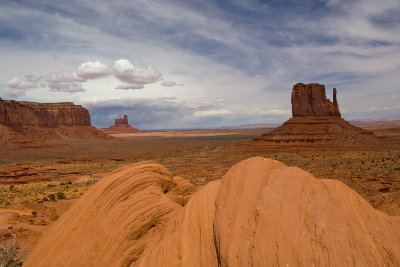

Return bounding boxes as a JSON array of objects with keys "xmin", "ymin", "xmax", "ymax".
[
  {"xmin": 242, "ymin": 83, "xmax": 400, "ymax": 151},
  {"xmin": 100, "ymin": 114, "xmax": 147, "ymax": 135},
  {"xmin": 25, "ymin": 158, "xmax": 400, "ymax": 266},
  {"xmin": 0, "ymin": 98, "xmax": 108, "ymax": 147},
  {"xmin": 0, "ymin": 99, "xmax": 91, "ymax": 127},
  {"xmin": 292, "ymin": 83, "xmax": 340, "ymax": 117}
]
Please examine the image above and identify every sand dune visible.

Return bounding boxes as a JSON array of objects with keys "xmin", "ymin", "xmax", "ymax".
[{"xmin": 25, "ymin": 158, "xmax": 400, "ymax": 266}]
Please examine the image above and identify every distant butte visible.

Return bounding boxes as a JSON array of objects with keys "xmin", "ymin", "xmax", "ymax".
[
  {"xmin": 291, "ymin": 83, "xmax": 341, "ymax": 117},
  {"xmin": 236, "ymin": 83, "xmax": 400, "ymax": 151},
  {"xmin": 100, "ymin": 115, "xmax": 147, "ymax": 134}
]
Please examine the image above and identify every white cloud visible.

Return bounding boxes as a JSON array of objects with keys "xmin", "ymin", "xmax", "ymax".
[
  {"xmin": 114, "ymin": 59, "xmax": 162, "ymax": 85},
  {"xmin": 115, "ymin": 83, "xmax": 144, "ymax": 90},
  {"xmin": 161, "ymin": 81, "xmax": 178, "ymax": 87},
  {"xmin": 48, "ymin": 82, "xmax": 85, "ymax": 94},
  {"xmin": 46, "ymin": 72, "xmax": 85, "ymax": 83},
  {"xmin": 77, "ymin": 61, "xmax": 112, "ymax": 79},
  {"xmin": 4, "ymin": 76, "xmax": 40, "ymax": 97},
  {"xmin": 6, "ymin": 77, "xmax": 38, "ymax": 89}
]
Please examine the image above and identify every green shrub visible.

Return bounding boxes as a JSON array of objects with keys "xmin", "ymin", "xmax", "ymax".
[
  {"xmin": 47, "ymin": 194, "xmax": 56, "ymax": 201},
  {"xmin": 56, "ymin": 191, "xmax": 66, "ymax": 200}
]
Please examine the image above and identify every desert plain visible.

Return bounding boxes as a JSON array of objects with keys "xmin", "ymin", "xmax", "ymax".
[{"xmin": 1, "ymin": 122, "xmax": 400, "ymax": 264}]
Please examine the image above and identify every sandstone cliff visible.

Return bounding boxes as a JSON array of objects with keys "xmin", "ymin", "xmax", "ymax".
[
  {"xmin": 0, "ymin": 99, "xmax": 91, "ymax": 127},
  {"xmin": 100, "ymin": 114, "xmax": 147, "ymax": 134},
  {"xmin": 0, "ymin": 99, "xmax": 109, "ymax": 147},
  {"xmin": 247, "ymin": 83, "xmax": 400, "ymax": 151},
  {"xmin": 25, "ymin": 158, "xmax": 400, "ymax": 266},
  {"xmin": 292, "ymin": 83, "xmax": 341, "ymax": 117}
]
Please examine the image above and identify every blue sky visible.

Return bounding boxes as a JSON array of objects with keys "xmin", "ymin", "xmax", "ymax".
[{"xmin": 0, "ymin": 0, "xmax": 399, "ymax": 129}]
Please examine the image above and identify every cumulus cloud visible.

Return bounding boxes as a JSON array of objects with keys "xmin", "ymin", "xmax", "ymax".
[
  {"xmin": 4, "ymin": 76, "xmax": 40, "ymax": 97},
  {"xmin": 77, "ymin": 61, "xmax": 112, "ymax": 79},
  {"xmin": 3, "ymin": 58, "xmax": 172, "ymax": 97},
  {"xmin": 114, "ymin": 59, "xmax": 162, "ymax": 89},
  {"xmin": 45, "ymin": 72, "xmax": 85, "ymax": 83},
  {"xmin": 48, "ymin": 82, "xmax": 85, "ymax": 93},
  {"xmin": 6, "ymin": 77, "xmax": 38, "ymax": 89}
]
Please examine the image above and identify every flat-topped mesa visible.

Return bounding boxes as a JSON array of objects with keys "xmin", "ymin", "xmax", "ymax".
[
  {"xmin": 0, "ymin": 99, "xmax": 91, "ymax": 127},
  {"xmin": 291, "ymin": 83, "xmax": 341, "ymax": 117}
]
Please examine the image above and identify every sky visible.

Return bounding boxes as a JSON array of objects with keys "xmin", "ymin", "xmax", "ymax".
[{"xmin": 0, "ymin": 0, "xmax": 399, "ymax": 129}]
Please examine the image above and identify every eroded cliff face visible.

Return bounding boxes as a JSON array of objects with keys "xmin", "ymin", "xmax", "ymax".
[
  {"xmin": 247, "ymin": 83, "xmax": 400, "ymax": 151},
  {"xmin": 291, "ymin": 83, "xmax": 341, "ymax": 117},
  {"xmin": 0, "ymin": 99, "xmax": 91, "ymax": 127}
]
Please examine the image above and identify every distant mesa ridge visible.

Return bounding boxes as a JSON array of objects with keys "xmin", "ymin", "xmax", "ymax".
[
  {"xmin": 0, "ymin": 98, "xmax": 91, "ymax": 127},
  {"xmin": 0, "ymin": 98, "xmax": 108, "ymax": 148}
]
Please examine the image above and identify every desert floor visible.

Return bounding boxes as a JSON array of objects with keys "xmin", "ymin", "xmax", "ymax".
[{"xmin": 1, "ymin": 127, "xmax": 399, "ymax": 262}]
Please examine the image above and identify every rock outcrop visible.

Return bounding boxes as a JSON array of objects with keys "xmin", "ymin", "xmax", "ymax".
[
  {"xmin": 0, "ymin": 99, "xmax": 91, "ymax": 127},
  {"xmin": 0, "ymin": 98, "xmax": 108, "ymax": 147},
  {"xmin": 100, "ymin": 114, "xmax": 147, "ymax": 135},
  {"xmin": 25, "ymin": 158, "xmax": 400, "ymax": 266},
  {"xmin": 292, "ymin": 83, "xmax": 341, "ymax": 117},
  {"xmin": 243, "ymin": 83, "xmax": 400, "ymax": 151}
]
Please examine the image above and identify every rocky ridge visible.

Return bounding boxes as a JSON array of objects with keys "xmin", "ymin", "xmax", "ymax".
[
  {"xmin": 0, "ymin": 98, "xmax": 108, "ymax": 148},
  {"xmin": 0, "ymin": 99, "xmax": 90, "ymax": 127}
]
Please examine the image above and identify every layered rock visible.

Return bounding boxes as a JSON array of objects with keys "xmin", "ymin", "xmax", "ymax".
[
  {"xmin": 0, "ymin": 98, "xmax": 108, "ymax": 147},
  {"xmin": 0, "ymin": 99, "xmax": 91, "ymax": 127},
  {"xmin": 246, "ymin": 83, "xmax": 400, "ymax": 151},
  {"xmin": 292, "ymin": 83, "xmax": 340, "ymax": 117},
  {"xmin": 25, "ymin": 158, "xmax": 400, "ymax": 266},
  {"xmin": 100, "ymin": 114, "xmax": 147, "ymax": 134}
]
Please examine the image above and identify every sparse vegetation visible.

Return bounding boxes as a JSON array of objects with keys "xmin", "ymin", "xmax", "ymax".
[
  {"xmin": 56, "ymin": 191, "xmax": 66, "ymax": 200},
  {"xmin": 0, "ymin": 229, "xmax": 22, "ymax": 267}
]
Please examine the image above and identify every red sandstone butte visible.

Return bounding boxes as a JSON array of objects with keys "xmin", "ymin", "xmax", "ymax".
[
  {"xmin": 100, "ymin": 115, "xmax": 147, "ymax": 134},
  {"xmin": 291, "ymin": 83, "xmax": 340, "ymax": 117},
  {"xmin": 236, "ymin": 83, "xmax": 400, "ymax": 151}
]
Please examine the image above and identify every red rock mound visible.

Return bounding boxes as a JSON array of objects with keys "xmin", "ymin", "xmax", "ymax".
[
  {"xmin": 25, "ymin": 158, "xmax": 400, "ymax": 266},
  {"xmin": 241, "ymin": 83, "xmax": 400, "ymax": 151}
]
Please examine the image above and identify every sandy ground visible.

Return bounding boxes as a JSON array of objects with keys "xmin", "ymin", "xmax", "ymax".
[{"xmin": 0, "ymin": 127, "xmax": 399, "ymax": 263}]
